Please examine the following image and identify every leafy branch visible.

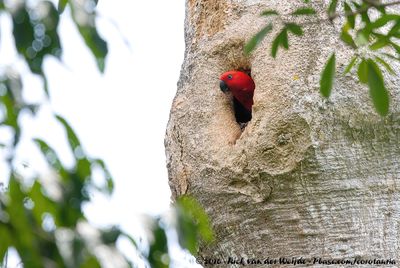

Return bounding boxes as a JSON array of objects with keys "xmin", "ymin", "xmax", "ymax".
[
  {"xmin": 329, "ymin": 0, "xmax": 400, "ymax": 19},
  {"xmin": 245, "ymin": 0, "xmax": 400, "ymax": 116},
  {"xmin": 1, "ymin": 0, "xmax": 213, "ymax": 267}
]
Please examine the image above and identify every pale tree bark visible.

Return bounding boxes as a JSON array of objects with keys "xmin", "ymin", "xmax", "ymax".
[{"xmin": 165, "ymin": 0, "xmax": 400, "ymax": 265}]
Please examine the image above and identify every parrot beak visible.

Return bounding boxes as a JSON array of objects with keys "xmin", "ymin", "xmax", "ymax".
[{"xmin": 219, "ymin": 80, "xmax": 229, "ymax": 93}]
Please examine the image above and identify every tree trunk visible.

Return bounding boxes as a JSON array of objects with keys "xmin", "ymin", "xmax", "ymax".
[{"xmin": 165, "ymin": 0, "xmax": 400, "ymax": 265}]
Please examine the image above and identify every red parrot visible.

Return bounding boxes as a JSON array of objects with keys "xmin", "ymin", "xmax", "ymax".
[{"xmin": 219, "ymin": 70, "xmax": 255, "ymax": 123}]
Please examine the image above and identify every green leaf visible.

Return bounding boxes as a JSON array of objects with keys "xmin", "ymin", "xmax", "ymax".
[
  {"xmin": 42, "ymin": 75, "xmax": 50, "ymax": 98},
  {"xmin": 11, "ymin": 4, "xmax": 34, "ymax": 52},
  {"xmin": 375, "ymin": 56, "xmax": 395, "ymax": 74},
  {"xmin": 260, "ymin": 10, "xmax": 279, "ymax": 17},
  {"xmin": 92, "ymin": 159, "xmax": 114, "ymax": 195},
  {"xmin": 340, "ymin": 25, "xmax": 356, "ymax": 48},
  {"xmin": 328, "ymin": 0, "xmax": 338, "ymax": 19},
  {"xmin": 0, "ymin": 228, "xmax": 12, "ymax": 264},
  {"xmin": 175, "ymin": 196, "xmax": 213, "ymax": 255},
  {"xmin": 281, "ymin": 29, "xmax": 289, "ymax": 49},
  {"xmin": 355, "ymin": 31, "xmax": 369, "ymax": 46},
  {"xmin": 352, "ymin": 1, "xmax": 360, "ymax": 9},
  {"xmin": 360, "ymin": 24, "xmax": 373, "ymax": 40},
  {"xmin": 0, "ymin": 73, "xmax": 24, "ymax": 139},
  {"xmin": 344, "ymin": 2, "xmax": 355, "ymax": 29},
  {"xmin": 28, "ymin": 181, "xmax": 58, "ymax": 225},
  {"xmin": 244, "ymin": 23, "xmax": 272, "ymax": 55},
  {"xmin": 176, "ymin": 211, "xmax": 197, "ymax": 255},
  {"xmin": 344, "ymin": 56, "xmax": 358, "ymax": 75},
  {"xmin": 148, "ymin": 219, "xmax": 169, "ymax": 268},
  {"xmin": 34, "ymin": 138, "xmax": 64, "ymax": 171},
  {"xmin": 367, "ymin": 59, "xmax": 389, "ymax": 116},
  {"xmin": 388, "ymin": 19, "xmax": 400, "ymax": 36},
  {"xmin": 357, "ymin": 59, "xmax": 368, "ymax": 84},
  {"xmin": 370, "ymin": 38, "xmax": 389, "ymax": 50},
  {"xmin": 7, "ymin": 176, "xmax": 43, "ymax": 267},
  {"xmin": 58, "ymin": 0, "xmax": 68, "ymax": 13},
  {"xmin": 55, "ymin": 115, "xmax": 81, "ymax": 151},
  {"xmin": 271, "ymin": 31, "xmax": 281, "ymax": 58},
  {"xmin": 320, "ymin": 53, "xmax": 336, "ymax": 98},
  {"xmin": 370, "ymin": 14, "xmax": 400, "ymax": 29},
  {"xmin": 76, "ymin": 158, "xmax": 91, "ymax": 182},
  {"xmin": 390, "ymin": 41, "xmax": 400, "ymax": 55},
  {"xmin": 69, "ymin": 1, "xmax": 108, "ymax": 72},
  {"xmin": 377, "ymin": 5, "xmax": 386, "ymax": 14},
  {"xmin": 286, "ymin": 23, "xmax": 303, "ymax": 36},
  {"xmin": 360, "ymin": 3, "xmax": 371, "ymax": 23},
  {"xmin": 101, "ymin": 226, "xmax": 121, "ymax": 244},
  {"xmin": 292, "ymin": 7, "xmax": 316, "ymax": 15},
  {"xmin": 33, "ymin": 1, "xmax": 63, "ymax": 66},
  {"xmin": 270, "ymin": 29, "xmax": 289, "ymax": 57},
  {"xmin": 11, "ymin": 2, "xmax": 63, "ymax": 76},
  {"xmin": 11, "ymin": 4, "xmax": 36, "ymax": 72},
  {"xmin": 391, "ymin": 32, "xmax": 400, "ymax": 38},
  {"xmin": 81, "ymin": 256, "xmax": 101, "ymax": 268}
]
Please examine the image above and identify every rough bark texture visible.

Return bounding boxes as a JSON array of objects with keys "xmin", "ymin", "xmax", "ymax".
[{"xmin": 165, "ymin": 0, "xmax": 400, "ymax": 265}]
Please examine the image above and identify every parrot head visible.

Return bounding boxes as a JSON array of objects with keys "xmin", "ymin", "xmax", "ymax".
[
  {"xmin": 219, "ymin": 70, "xmax": 255, "ymax": 111},
  {"xmin": 219, "ymin": 71, "xmax": 253, "ymax": 93}
]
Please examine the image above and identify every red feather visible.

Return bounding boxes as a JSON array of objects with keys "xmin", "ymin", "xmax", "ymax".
[{"xmin": 219, "ymin": 70, "xmax": 255, "ymax": 111}]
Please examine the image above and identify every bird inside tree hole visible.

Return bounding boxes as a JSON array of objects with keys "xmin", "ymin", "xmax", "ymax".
[{"xmin": 219, "ymin": 68, "xmax": 255, "ymax": 128}]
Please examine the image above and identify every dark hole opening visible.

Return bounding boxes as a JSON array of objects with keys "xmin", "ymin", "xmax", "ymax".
[{"xmin": 233, "ymin": 98, "xmax": 252, "ymax": 124}]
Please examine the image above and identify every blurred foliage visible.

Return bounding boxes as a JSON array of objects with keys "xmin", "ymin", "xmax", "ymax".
[
  {"xmin": 144, "ymin": 196, "xmax": 214, "ymax": 268},
  {"xmin": 175, "ymin": 196, "xmax": 213, "ymax": 256},
  {"xmin": 0, "ymin": 0, "xmax": 212, "ymax": 267},
  {"xmin": 245, "ymin": 0, "xmax": 400, "ymax": 116}
]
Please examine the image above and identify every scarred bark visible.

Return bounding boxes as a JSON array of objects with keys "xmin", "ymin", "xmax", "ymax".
[{"xmin": 165, "ymin": 0, "xmax": 400, "ymax": 265}]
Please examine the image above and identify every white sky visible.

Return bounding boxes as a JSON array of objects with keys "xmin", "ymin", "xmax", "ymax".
[
  {"xmin": 1, "ymin": 0, "xmax": 185, "ymax": 215},
  {"xmin": 0, "ymin": 0, "xmax": 202, "ymax": 267}
]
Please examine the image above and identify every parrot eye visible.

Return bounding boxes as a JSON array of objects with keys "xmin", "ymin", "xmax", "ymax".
[{"xmin": 227, "ymin": 74, "xmax": 233, "ymax": 80}]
